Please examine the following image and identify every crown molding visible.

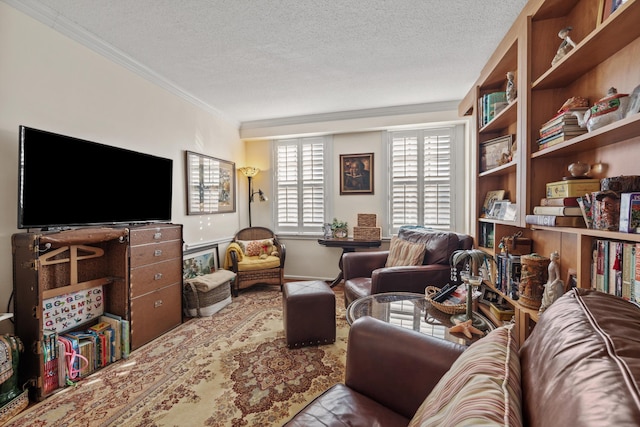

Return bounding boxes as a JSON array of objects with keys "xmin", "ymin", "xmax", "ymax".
[{"xmin": 239, "ymin": 100, "xmax": 461, "ymax": 131}]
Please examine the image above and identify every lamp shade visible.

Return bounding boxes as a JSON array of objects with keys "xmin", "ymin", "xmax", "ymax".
[{"xmin": 239, "ymin": 166, "xmax": 260, "ymax": 178}]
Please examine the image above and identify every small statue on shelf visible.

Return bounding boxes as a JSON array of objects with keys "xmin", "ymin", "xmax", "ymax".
[
  {"xmin": 506, "ymin": 71, "xmax": 516, "ymax": 104},
  {"xmin": 552, "ymin": 26, "xmax": 577, "ymax": 66},
  {"xmin": 539, "ymin": 251, "xmax": 564, "ymax": 314}
]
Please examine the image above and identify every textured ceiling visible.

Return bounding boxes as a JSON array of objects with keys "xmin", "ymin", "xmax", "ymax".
[{"xmin": 8, "ymin": 0, "xmax": 528, "ymax": 125}]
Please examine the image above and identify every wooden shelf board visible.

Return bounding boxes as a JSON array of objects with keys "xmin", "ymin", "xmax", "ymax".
[
  {"xmin": 526, "ymin": 224, "xmax": 640, "ymax": 243},
  {"xmin": 479, "ymin": 161, "xmax": 517, "ymax": 178},
  {"xmin": 532, "ymin": 0, "xmax": 640, "ymax": 90},
  {"xmin": 42, "ymin": 277, "xmax": 114, "ymax": 300}
]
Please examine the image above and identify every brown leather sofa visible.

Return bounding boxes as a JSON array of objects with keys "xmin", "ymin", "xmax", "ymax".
[
  {"xmin": 343, "ymin": 227, "xmax": 473, "ymax": 307},
  {"xmin": 285, "ymin": 288, "xmax": 640, "ymax": 426}
]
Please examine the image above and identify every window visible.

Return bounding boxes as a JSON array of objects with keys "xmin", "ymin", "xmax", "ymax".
[
  {"xmin": 273, "ymin": 136, "xmax": 330, "ymax": 234},
  {"xmin": 387, "ymin": 126, "xmax": 462, "ymax": 234}
]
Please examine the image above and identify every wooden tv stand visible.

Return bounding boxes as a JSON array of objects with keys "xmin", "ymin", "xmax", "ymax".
[{"xmin": 12, "ymin": 223, "xmax": 183, "ymax": 401}]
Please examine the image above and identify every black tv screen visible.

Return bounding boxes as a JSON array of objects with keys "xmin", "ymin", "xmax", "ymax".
[{"xmin": 18, "ymin": 126, "xmax": 173, "ymax": 229}]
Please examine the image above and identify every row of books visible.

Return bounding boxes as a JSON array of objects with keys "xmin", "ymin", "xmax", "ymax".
[
  {"xmin": 478, "ymin": 91, "xmax": 507, "ymax": 128},
  {"xmin": 592, "ymin": 239, "xmax": 640, "ymax": 303},
  {"xmin": 495, "ymin": 253, "xmax": 521, "ymax": 297},
  {"xmin": 43, "ymin": 313, "xmax": 130, "ymax": 393},
  {"xmin": 537, "ymin": 109, "xmax": 587, "ymax": 150}
]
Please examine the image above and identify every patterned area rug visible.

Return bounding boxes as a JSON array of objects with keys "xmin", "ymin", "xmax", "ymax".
[{"xmin": 7, "ymin": 284, "xmax": 348, "ymax": 426}]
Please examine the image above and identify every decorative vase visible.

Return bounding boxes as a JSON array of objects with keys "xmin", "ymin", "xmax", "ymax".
[{"xmin": 518, "ymin": 254, "xmax": 550, "ymax": 309}]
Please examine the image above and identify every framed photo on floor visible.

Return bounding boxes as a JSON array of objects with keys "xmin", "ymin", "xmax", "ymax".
[{"xmin": 340, "ymin": 153, "xmax": 374, "ymax": 194}]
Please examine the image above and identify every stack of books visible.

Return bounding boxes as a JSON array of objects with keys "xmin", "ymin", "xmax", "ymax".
[{"xmin": 537, "ymin": 108, "xmax": 588, "ymax": 150}]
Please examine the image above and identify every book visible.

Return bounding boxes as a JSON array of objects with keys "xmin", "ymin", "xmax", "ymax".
[
  {"xmin": 99, "ymin": 314, "xmax": 122, "ymax": 361},
  {"xmin": 622, "ymin": 242, "xmax": 635, "ymax": 300},
  {"xmin": 635, "ymin": 243, "xmax": 640, "ymax": 304},
  {"xmin": 525, "ymin": 214, "xmax": 585, "ymax": 227},
  {"xmin": 540, "ymin": 197, "xmax": 579, "ymax": 207},
  {"xmin": 532, "ymin": 206, "xmax": 583, "ymax": 216},
  {"xmin": 619, "ymin": 192, "xmax": 640, "ymax": 233},
  {"xmin": 577, "ymin": 195, "xmax": 594, "ymax": 229},
  {"xmin": 596, "ymin": 239, "xmax": 609, "ymax": 293},
  {"xmin": 102, "ymin": 312, "xmax": 130, "ymax": 359},
  {"xmin": 609, "ymin": 241, "xmax": 623, "ymax": 296}
]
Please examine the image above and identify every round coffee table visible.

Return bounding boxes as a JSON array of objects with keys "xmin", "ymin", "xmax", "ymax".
[{"xmin": 346, "ymin": 292, "xmax": 494, "ymax": 346}]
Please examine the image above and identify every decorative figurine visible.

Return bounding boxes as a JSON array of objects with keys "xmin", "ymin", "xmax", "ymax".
[
  {"xmin": 572, "ymin": 87, "xmax": 630, "ymax": 132},
  {"xmin": 539, "ymin": 251, "xmax": 564, "ymax": 314},
  {"xmin": 552, "ymin": 26, "xmax": 577, "ymax": 66},
  {"xmin": 506, "ymin": 71, "xmax": 516, "ymax": 104}
]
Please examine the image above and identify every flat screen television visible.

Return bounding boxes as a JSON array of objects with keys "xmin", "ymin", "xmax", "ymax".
[{"xmin": 18, "ymin": 126, "xmax": 173, "ymax": 230}]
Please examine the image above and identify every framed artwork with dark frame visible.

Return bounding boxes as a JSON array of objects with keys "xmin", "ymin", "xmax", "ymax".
[
  {"xmin": 340, "ymin": 153, "xmax": 374, "ymax": 195},
  {"xmin": 185, "ymin": 151, "xmax": 236, "ymax": 215}
]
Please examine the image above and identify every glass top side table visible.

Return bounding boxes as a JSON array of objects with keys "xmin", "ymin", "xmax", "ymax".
[{"xmin": 346, "ymin": 292, "xmax": 494, "ymax": 346}]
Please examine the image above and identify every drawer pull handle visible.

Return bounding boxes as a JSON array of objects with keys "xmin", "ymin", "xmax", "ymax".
[
  {"xmin": 154, "ymin": 249, "xmax": 163, "ymax": 257},
  {"xmin": 154, "ymin": 299, "xmax": 163, "ymax": 308},
  {"xmin": 153, "ymin": 232, "xmax": 162, "ymax": 240},
  {"xmin": 154, "ymin": 273, "xmax": 163, "ymax": 280}
]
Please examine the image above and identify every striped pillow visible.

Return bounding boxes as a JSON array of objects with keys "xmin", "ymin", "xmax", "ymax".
[
  {"xmin": 385, "ymin": 236, "xmax": 426, "ymax": 267},
  {"xmin": 408, "ymin": 324, "xmax": 522, "ymax": 427}
]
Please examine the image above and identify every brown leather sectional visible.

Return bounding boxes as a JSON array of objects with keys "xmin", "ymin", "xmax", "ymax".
[{"xmin": 285, "ymin": 288, "xmax": 640, "ymax": 426}]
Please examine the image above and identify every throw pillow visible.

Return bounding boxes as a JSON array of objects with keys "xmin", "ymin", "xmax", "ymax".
[
  {"xmin": 408, "ymin": 324, "xmax": 523, "ymax": 427},
  {"xmin": 385, "ymin": 236, "xmax": 426, "ymax": 267},
  {"xmin": 237, "ymin": 239, "xmax": 274, "ymax": 257}
]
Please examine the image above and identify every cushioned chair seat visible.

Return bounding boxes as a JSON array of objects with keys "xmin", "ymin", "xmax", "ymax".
[
  {"xmin": 236, "ymin": 255, "xmax": 281, "ymax": 271},
  {"xmin": 284, "ymin": 384, "xmax": 409, "ymax": 427}
]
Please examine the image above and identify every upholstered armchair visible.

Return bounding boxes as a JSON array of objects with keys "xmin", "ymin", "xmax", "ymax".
[
  {"xmin": 224, "ymin": 226, "xmax": 286, "ymax": 296},
  {"xmin": 342, "ymin": 226, "xmax": 473, "ymax": 307}
]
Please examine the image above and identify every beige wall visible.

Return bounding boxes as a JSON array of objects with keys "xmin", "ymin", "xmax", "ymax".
[
  {"xmin": 0, "ymin": 2, "xmax": 472, "ymax": 332},
  {"xmin": 0, "ymin": 4, "xmax": 243, "ymax": 333}
]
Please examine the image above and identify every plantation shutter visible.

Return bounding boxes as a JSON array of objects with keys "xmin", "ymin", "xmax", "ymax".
[
  {"xmin": 275, "ymin": 137, "xmax": 327, "ymax": 233},
  {"xmin": 389, "ymin": 127, "xmax": 455, "ymax": 234}
]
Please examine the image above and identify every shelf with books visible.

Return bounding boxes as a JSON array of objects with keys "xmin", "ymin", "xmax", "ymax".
[
  {"xmin": 462, "ymin": 0, "xmax": 640, "ymax": 345},
  {"xmin": 531, "ymin": 114, "xmax": 640, "ymax": 159},
  {"xmin": 479, "ymin": 100, "xmax": 518, "ymax": 134}
]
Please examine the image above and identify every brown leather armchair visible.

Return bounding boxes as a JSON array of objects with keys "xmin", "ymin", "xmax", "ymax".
[
  {"xmin": 342, "ymin": 227, "xmax": 473, "ymax": 307},
  {"xmin": 224, "ymin": 226, "xmax": 286, "ymax": 296}
]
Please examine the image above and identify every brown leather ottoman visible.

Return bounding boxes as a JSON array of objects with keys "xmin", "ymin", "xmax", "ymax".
[{"xmin": 283, "ymin": 280, "xmax": 336, "ymax": 348}]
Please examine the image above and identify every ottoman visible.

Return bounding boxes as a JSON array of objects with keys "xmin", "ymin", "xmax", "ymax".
[{"xmin": 283, "ymin": 280, "xmax": 336, "ymax": 348}]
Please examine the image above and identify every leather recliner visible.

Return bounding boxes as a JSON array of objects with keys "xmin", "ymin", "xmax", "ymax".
[{"xmin": 342, "ymin": 227, "xmax": 473, "ymax": 307}]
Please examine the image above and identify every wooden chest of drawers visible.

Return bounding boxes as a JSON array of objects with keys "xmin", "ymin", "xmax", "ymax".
[{"xmin": 129, "ymin": 224, "xmax": 183, "ymax": 350}]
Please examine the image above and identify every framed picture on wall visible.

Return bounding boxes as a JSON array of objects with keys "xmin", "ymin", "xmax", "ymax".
[
  {"xmin": 340, "ymin": 153, "xmax": 374, "ymax": 195},
  {"xmin": 186, "ymin": 151, "xmax": 236, "ymax": 215}
]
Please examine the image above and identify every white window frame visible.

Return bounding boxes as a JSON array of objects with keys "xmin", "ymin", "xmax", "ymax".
[
  {"xmin": 385, "ymin": 124, "xmax": 464, "ymax": 236},
  {"xmin": 271, "ymin": 136, "xmax": 332, "ymax": 235}
]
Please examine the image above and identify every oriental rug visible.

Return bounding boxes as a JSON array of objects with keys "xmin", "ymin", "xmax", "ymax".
[{"xmin": 7, "ymin": 284, "xmax": 348, "ymax": 426}]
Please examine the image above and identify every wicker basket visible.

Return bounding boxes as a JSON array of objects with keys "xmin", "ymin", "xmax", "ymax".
[
  {"xmin": 183, "ymin": 271, "xmax": 234, "ymax": 317},
  {"xmin": 353, "ymin": 226, "xmax": 381, "ymax": 240},
  {"xmin": 425, "ymin": 286, "xmax": 466, "ymax": 314},
  {"xmin": 357, "ymin": 213, "xmax": 377, "ymax": 227}
]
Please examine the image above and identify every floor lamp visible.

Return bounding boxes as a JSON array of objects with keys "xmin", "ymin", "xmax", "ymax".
[{"xmin": 239, "ymin": 166, "xmax": 267, "ymax": 227}]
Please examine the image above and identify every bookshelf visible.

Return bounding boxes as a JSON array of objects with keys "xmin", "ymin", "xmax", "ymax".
[{"xmin": 461, "ymin": 0, "xmax": 640, "ymax": 345}]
